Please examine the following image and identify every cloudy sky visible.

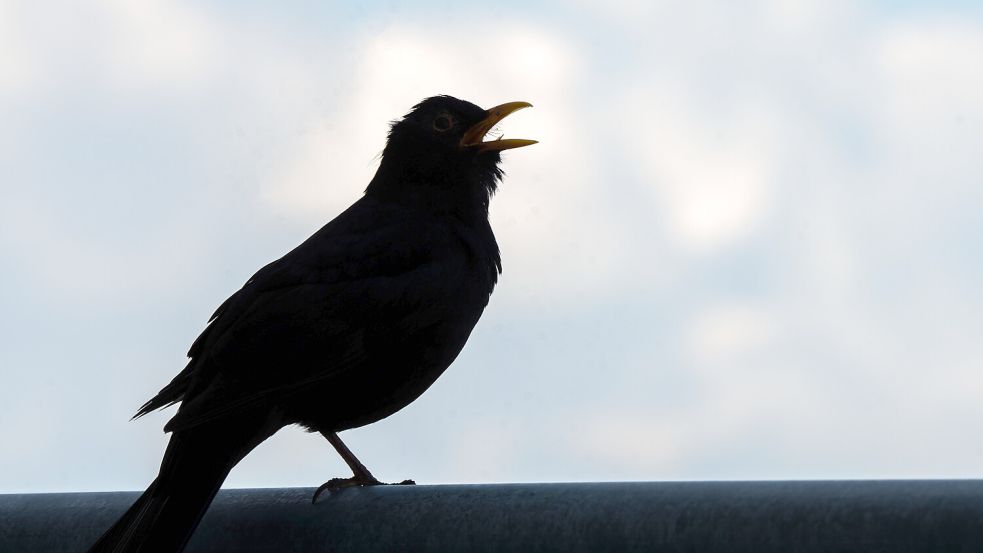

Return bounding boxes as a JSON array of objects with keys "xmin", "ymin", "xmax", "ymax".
[{"xmin": 2, "ymin": 0, "xmax": 982, "ymax": 493}]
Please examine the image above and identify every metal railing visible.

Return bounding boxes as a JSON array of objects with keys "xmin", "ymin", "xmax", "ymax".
[{"xmin": 2, "ymin": 480, "xmax": 982, "ymax": 552}]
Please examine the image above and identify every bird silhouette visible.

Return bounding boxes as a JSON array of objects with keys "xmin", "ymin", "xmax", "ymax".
[{"xmin": 87, "ymin": 95, "xmax": 535, "ymax": 553}]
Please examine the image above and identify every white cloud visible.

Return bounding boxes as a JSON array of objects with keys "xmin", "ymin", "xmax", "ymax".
[
  {"xmin": 626, "ymin": 89, "xmax": 781, "ymax": 253},
  {"xmin": 0, "ymin": 2, "xmax": 37, "ymax": 98},
  {"xmin": 875, "ymin": 19, "xmax": 983, "ymax": 111},
  {"xmin": 0, "ymin": 193, "xmax": 214, "ymax": 304},
  {"xmin": 872, "ymin": 18, "xmax": 983, "ymax": 179},
  {"xmin": 98, "ymin": 0, "xmax": 222, "ymax": 91},
  {"xmin": 259, "ymin": 124, "xmax": 375, "ymax": 219},
  {"xmin": 575, "ymin": 413, "xmax": 696, "ymax": 473},
  {"xmin": 684, "ymin": 303, "xmax": 778, "ymax": 364},
  {"xmin": 559, "ymin": 6, "xmax": 983, "ymax": 478},
  {"xmin": 0, "ymin": 0, "xmax": 225, "ymax": 100},
  {"xmin": 445, "ymin": 421, "xmax": 520, "ymax": 482}
]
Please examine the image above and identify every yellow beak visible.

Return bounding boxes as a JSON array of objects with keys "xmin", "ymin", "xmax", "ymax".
[{"xmin": 460, "ymin": 101, "xmax": 538, "ymax": 152}]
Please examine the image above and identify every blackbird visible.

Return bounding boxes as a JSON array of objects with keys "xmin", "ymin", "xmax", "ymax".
[{"xmin": 87, "ymin": 95, "xmax": 535, "ymax": 553}]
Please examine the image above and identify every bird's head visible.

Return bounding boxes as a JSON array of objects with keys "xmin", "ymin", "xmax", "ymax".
[{"xmin": 367, "ymin": 95, "xmax": 536, "ymax": 217}]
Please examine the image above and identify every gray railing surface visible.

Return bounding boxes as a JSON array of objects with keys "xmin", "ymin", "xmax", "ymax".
[{"xmin": 2, "ymin": 481, "xmax": 982, "ymax": 552}]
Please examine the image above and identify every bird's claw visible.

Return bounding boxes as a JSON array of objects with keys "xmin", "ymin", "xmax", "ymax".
[{"xmin": 311, "ymin": 477, "xmax": 415, "ymax": 503}]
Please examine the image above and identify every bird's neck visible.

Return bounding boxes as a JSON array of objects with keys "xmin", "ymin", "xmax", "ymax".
[{"xmin": 364, "ymin": 156, "xmax": 497, "ymax": 224}]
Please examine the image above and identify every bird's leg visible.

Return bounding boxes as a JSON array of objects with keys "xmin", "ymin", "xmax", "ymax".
[
  {"xmin": 312, "ymin": 431, "xmax": 415, "ymax": 503},
  {"xmin": 323, "ymin": 431, "xmax": 381, "ymax": 484}
]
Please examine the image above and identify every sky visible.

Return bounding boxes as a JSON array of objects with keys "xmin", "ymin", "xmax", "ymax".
[{"xmin": 1, "ymin": 0, "xmax": 982, "ymax": 493}]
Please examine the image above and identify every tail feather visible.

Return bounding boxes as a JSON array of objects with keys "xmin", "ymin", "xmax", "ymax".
[
  {"xmin": 86, "ymin": 481, "xmax": 157, "ymax": 552},
  {"xmin": 86, "ymin": 432, "xmax": 240, "ymax": 553}
]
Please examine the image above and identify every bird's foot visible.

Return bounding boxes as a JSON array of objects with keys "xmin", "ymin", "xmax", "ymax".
[{"xmin": 312, "ymin": 476, "xmax": 415, "ymax": 503}]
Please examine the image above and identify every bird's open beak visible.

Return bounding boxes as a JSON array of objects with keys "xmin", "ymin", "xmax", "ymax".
[{"xmin": 461, "ymin": 101, "xmax": 537, "ymax": 152}]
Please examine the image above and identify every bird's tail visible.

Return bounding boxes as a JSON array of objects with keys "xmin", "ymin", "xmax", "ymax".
[{"xmin": 86, "ymin": 431, "xmax": 244, "ymax": 553}]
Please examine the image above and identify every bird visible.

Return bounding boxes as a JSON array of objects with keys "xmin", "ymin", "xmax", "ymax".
[{"xmin": 86, "ymin": 95, "xmax": 536, "ymax": 553}]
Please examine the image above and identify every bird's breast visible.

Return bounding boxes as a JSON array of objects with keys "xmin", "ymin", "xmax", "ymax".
[{"xmin": 292, "ymin": 222, "xmax": 500, "ymax": 432}]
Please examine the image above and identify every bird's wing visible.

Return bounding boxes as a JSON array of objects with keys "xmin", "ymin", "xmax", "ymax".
[
  {"xmin": 165, "ymin": 270, "xmax": 444, "ymax": 433},
  {"xmin": 131, "ymin": 256, "xmax": 300, "ymax": 419},
  {"xmin": 141, "ymin": 197, "xmax": 456, "ymax": 432}
]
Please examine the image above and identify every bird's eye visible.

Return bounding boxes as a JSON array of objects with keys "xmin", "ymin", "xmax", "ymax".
[{"xmin": 433, "ymin": 114, "xmax": 453, "ymax": 132}]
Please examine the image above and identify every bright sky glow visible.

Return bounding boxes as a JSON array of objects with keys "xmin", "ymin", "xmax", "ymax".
[{"xmin": 1, "ymin": 0, "xmax": 982, "ymax": 493}]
